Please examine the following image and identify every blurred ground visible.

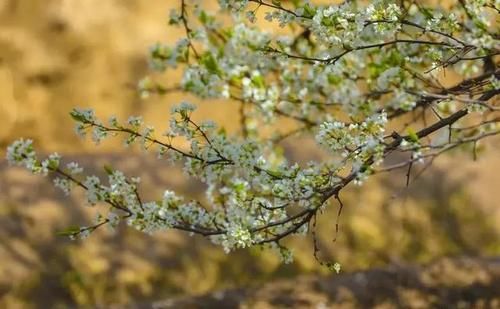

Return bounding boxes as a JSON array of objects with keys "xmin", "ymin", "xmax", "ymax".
[
  {"xmin": 152, "ymin": 256, "xmax": 500, "ymax": 308},
  {"xmin": 0, "ymin": 0, "xmax": 500, "ymax": 308}
]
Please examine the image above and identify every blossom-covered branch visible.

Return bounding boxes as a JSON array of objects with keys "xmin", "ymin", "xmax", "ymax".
[{"xmin": 6, "ymin": 0, "xmax": 499, "ymax": 264}]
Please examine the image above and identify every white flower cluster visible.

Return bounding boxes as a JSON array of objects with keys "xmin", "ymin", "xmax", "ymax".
[
  {"xmin": 149, "ymin": 39, "xmax": 189, "ymax": 71},
  {"xmin": 218, "ymin": 0, "xmax": 249, "ymax": 12},
  {"xmin": 6, "ymin": 139, "xmax": 36, "ymax": 168},
  {"xmin": 317, "ymin": 112, "xmax": 387, "ymax": 158}
]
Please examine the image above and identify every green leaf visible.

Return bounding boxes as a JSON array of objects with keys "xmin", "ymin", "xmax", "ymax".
[
  {"xmin": 302, "ymin": 4, "xmax": 316, "ymax": 18},
  {"xmin": 70, "ymin": 110, "xmax": 86, "ymax": 123},
  {"xmin": 406, "ymin": 128, "xmax": 419, "ymax": 143},
  {"xmin": 252, "ymin": 75, "xmax": 265, "ymax": 88},
  {"xmin": 201, "ymin": 52, "xmax": 222, "ymax": 76},
  {"xmin": 327, "ymin": 74, "xmax": 341, "ymax": 85},
  {"xmin": 184, "ymin": 80, "xmax": 195, "ymax": 91},
  {"xmin": 56, "ymin": 225, "xmax": 81, "ymax": 236},
  {"xmin": 103, "ymin": 164, "xmax": 114, "ymax": 175},
  {"xmin": 199, "ymin": 11, "xmax": 216, "ymax": 26},
  {"xmin": 217, "ymin": 127, "xmax": 227, "ymax": 137}
]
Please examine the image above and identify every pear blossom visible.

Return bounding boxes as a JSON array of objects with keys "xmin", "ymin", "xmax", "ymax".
[{"xmin": 5, "ymin": 0, "xmax": 500, "ymax": 267}]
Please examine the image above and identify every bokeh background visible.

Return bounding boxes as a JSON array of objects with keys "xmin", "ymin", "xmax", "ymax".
[{"xmin": 1, "ymin": 0, "xmax": 499, "ymax": 307}]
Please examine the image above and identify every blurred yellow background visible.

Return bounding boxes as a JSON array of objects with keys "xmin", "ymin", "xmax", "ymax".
[{"xmin": 1, "ymin": 0, "xmax": 500, "ymax": 307}]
